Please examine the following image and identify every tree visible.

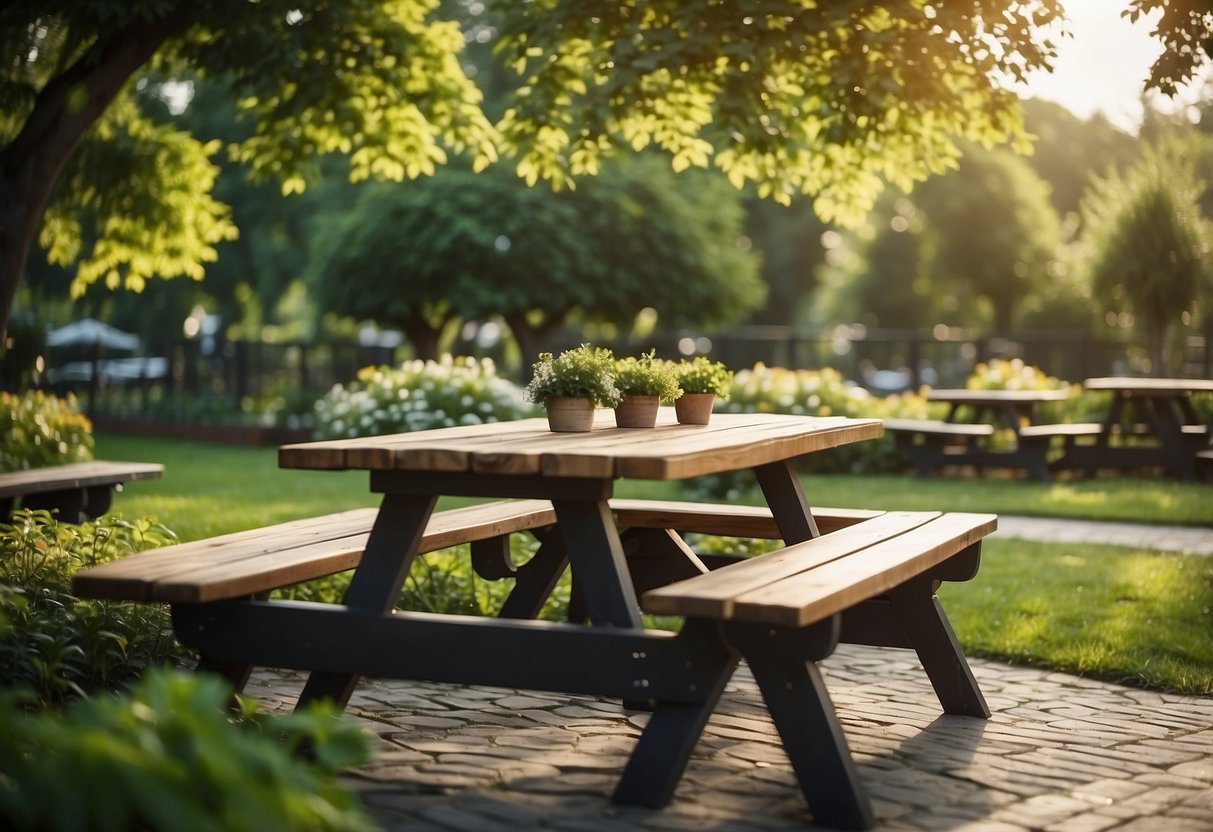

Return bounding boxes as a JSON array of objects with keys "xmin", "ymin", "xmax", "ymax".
[
  {"xmin": 1079, "ymin": 138, "xmax": 1211, "ymax": 374},
  {"xmin": 0, "ymin": 1, "xmax": 1072, "ymax": 339},
  {"xmin": 308, "ymin": 156, "xmax": 763, "ymax": 360},
  {"xmin": 914, "ymin": 144, "xmax": 1064, "ymax": 333},
  {"xmin": 5, "ymin": 1, "xmax": 1208, "ymax": 338}
]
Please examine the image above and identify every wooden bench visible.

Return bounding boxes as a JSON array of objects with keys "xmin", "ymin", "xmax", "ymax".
[
  {"xmin": 1, "ymin": 460, "xmax": 164, "ymax": 522},
  {"xmin": 882, "ymin": 418, "xmax": 996, "ymax": 477},
  {"xmin": 614, "ymin": 510, "xmax": 996, "ymax": 830},
  {"xmin": 72, "ymin": 499, "xmax": 562, "ymax": 689}
]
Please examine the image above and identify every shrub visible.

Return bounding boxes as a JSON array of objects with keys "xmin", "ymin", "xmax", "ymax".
[
  {"xmin": 313, "ymin": 355, "xmax": 533, "ymax": 440},
  {"xmin": 1, "ymin": 391, "xmax": 94, "ymax": 473},
  {"xmin": 0, "ymin": 510, "xmax": 191, "ymax": 707},
  {"xmin": 0, "ymin": 669, "xmax": 375, "ymax": 832}
]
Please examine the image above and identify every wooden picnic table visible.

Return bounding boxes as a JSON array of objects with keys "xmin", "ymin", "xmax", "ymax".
[
  {"xmin": 1053, "ymin": 377, "xmax": 1213, "ymax": 481},
  {"xmin": 0, "ymin": 460, "xmax": 164, "ymax": 522},
  {"xmin": 927, "ymin": 388, "xmax": 1071, "ymax": 433},
  {"xmin": 883, "ymin": 388, "xmax": 1072, "ymax": 480}
]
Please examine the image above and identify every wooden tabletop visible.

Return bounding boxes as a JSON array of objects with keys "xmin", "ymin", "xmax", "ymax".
[
  {"xmin": 279, "ymin": 410, "xmax": 884, "ymax": 481},
  {"xmin": 926, "ymin": 389, "xmax": 1071, "ymax": 406},
  {"xmin": 1082, "ymin": 377, "xmax": 1213, "ymax": 395}
]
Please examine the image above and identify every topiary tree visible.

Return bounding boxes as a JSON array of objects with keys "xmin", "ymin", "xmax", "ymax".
[{"xmin": 1079, "ymin": 138, "xmax": 1212, "ymax": 375}]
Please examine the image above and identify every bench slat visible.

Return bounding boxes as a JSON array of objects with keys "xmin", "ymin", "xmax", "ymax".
[
  {"xmin": 642, "ymin": 512, "xmax": 942, "ymax": 619},
  {"xmin": 1018, "ymin": 423, "xmax": 1103, "ymax": 438},
  {"xmin": 730, "ymin": 513, "xmax": 997, "ymax": 627},
  {"xmin": 608, "ymin": 498, "xmax": 883, "ymax": 538},
  {"xmin": 73, "ymin": 499, "xmax": 557, "ymax": 605},
  {"xmin": 0, "ymin": 460, "xmax": 164, "ymax": 499},
  {"xmin": 882, "ymin": 419, "xmax": 994, "ymax": 437}
]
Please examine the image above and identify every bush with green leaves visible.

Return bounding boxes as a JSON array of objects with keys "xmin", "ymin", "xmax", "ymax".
[
  {"xmin": 313, "ymin": 355, "xmax": 533, "ymax": 440},
  {"xmin": 0, "ymin": 668, "xmax": 375, "ymax": 832},
  {"xmin": 1, "ymin": 391, "xmax": 94, "ymax": 473},
  {"xmin": 614, "ymin": 351, "xmax": 681, "ymax": 401},
  {"xmin": 675, "ymin": 356, "xmax": 734, "ymax": 398},
  {"xmin": 0, "ymin": 510, "xmax": 191, "ymax": 707}
]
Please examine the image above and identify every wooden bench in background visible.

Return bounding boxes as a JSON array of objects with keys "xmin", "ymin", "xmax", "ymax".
[
  {"xmin": 882, "ymin": 418, "xmax": 997, "ymax": 477},
  {"xmin": 616, "ymin": 510, "xmax": 997, "ymax": 830},
  {"xmin": 1, "ymin": 460, "xmax": 164, "ymax": 523}
]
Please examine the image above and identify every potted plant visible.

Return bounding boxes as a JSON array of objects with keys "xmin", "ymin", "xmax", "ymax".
[
  {"xmin": 612, "ymin": 351, "xmax": 682, "ymax": 428},
  {"xmin": 524, "ymin": 345, "xmax": 622, "ymax": 432},
  {"xmin": 674, "ymin": 356, "xmax": 733, "ymax": 424}
]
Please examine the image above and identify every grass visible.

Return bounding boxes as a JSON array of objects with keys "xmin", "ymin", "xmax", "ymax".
[{"xmin": 95, "ymin": 433, "xmax": 1213, "ymax": 694}]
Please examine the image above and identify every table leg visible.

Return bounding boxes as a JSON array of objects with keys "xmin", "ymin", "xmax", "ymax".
[
  {"xmin": 754, "ymin": 460, "xmax": 820, "ymax": 542},
  {"xmin": 296, "ymin": 492, "xmax": 437, "ymax": 709},
  {"xmin": 553, "ymin": 499, "xmax": 642, "ymax": 628}
]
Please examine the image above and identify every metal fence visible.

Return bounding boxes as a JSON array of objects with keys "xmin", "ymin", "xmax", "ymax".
[{"xmin": 36, "ymin": 326, "xmax": 1213, "ymax": 418}]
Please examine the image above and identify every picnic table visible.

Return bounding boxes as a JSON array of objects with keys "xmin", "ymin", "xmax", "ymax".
[
  {"xmin": 74, "ymin": 410, "xmax": 998, "ymax": 829},
  {"xmin": 0, "ymin": 460, "xmax": 164, "ymax": 522},
  {"xmin": 885, "ymin": 388, "xmax": 1071, "ymax": 480},
  {"xmin": 1051, "ymin": 376, "xmax": 1213, "ymax": 481}
]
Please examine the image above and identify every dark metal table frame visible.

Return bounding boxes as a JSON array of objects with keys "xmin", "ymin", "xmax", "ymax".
[{"xmin": 924, "ymin": 388, "xmax": 1070, "ymax": 479}]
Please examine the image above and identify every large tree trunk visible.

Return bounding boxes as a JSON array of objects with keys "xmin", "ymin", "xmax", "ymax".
[{"xmin": 0, "ymin": 9, "xmax": 191, "ymax": 337}]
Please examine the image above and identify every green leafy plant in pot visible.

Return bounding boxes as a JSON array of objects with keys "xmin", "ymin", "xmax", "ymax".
[
  {"xmin": 612, "ymin": 351, "xmax": 682, "ymax": 428},
  {"xmin": 674, "ymin": 357, "xmax": 733, "ymax": 424},
  {"xmin": 524, "ymin": 345, "xmax": 622, "ymax": 432}
]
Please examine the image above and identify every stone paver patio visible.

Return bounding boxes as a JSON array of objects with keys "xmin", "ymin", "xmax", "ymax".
[{"xmin": 247, "ymin": 643, "xmax": 1213, "ymax": 831}]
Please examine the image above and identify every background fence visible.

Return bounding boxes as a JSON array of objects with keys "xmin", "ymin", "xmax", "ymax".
[{"xmin": 24, "ymin": 325, "xmax": 1213, "ymax": 421}]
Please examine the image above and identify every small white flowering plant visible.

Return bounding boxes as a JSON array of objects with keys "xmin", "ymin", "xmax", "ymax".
[
  {"xmin": 313, "ymin": 355, "xmax": 533, "ymax": 440},
  {"xmin": 524, "ymin": 344, "xmax": 623, "ymax": 408},
  {"xmin": 613, "ymin": 351, "xmax": 682, "ymax": 402}
]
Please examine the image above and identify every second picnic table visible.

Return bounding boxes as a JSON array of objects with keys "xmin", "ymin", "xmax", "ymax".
[
  {"xmin": 885, "ymin": 388, "xmax": 1071, "ymax": 480},
  {"xmin": 1052, "ymin": 376, "xmax": 1213, "ymax": 481}
]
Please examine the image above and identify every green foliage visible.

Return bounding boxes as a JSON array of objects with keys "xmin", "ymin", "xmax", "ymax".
[
  {"xmin": 1, "ymin": 391, "xmax": 95, "ymax": 473},
  {"xmin": 614, "ymin": 351, "xmax": 681, "ymax": 401},
  {"xmin": 1079, "ymin": 137, "xmax": 1212, "ymax": 373},
  {"xmin": 913, "ymin": 144, "xmax": 1065, "ymax": 332},
  {"xmin": 313, "ymin": 355, "xmax": 532, "ymax": 440},
  {"xmin": 307, "ymin": 155, "xmax": 763, "ymax": 359},
  {"xmin": 675, "ymin": 356, "xmax": 734, "ymax": 398},
  {"xmin": 0, "ymin": 668, "xmax": 375, "ymax": 832},
  {"xmin": 0, "ymin": 510, "xmax": 189, "ymax": 707},
  {"xmin": 495, "ymin": 2, "xmax": 1059, "ymax": 222},
  {"xmin": 524, "ymin": 345, "xmax": 623, "ymax": 408}
]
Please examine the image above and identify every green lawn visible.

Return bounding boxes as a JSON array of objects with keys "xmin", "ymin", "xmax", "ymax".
[{"xmin": 94, "ymin": 433, "xmax": 1213, "ymax": 694}]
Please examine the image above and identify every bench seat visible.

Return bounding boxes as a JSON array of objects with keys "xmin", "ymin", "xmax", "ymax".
[
  {"xmin": 609, "ymin": 498, "xmax": 883, "ymax": 538},
  {"xmin": 1, "ymin": 460, "xmax": 164, "ymax": 522},
  {"xmin": 72, "ymin": 499, "xmax": 558, "ymax": 604},
  {"xmin": 881, "ymin": 418, "xmax": 994, "ymax": 438},
  {"xmin": 616, "ymin": 510, "xmax": 997, "ymax": 830}
]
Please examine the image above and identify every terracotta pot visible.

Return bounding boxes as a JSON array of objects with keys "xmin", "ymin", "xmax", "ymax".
[
  {"xmin": 545, "ymin": 397, "xmax": 596, "ymax": 432},
  {"xmin": 674, "ymin": 392, "xmax": 715, "ymax": 425},
  {"xmin": 614, "ymin": 394, "xmax": 660, "ymax": 428}
]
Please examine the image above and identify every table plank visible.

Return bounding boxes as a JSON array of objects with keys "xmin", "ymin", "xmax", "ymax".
[{"xmin": 1082, "ymin": 377, "xmax": 1213, "ymax": 396}]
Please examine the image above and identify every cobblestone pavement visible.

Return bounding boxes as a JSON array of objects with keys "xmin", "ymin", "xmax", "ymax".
[{"xmin": 247, "ymin": 643, "xmax": 1213, "ymax": 832}]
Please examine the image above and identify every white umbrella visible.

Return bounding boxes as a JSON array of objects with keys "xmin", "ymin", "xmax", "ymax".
[{"xmin": 46, "ymin": 318, "xmax": 140, "ymax": 351}]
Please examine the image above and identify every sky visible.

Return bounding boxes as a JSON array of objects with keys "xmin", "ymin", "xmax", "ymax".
[{"xmin": 1016, "ymin": 0, "xmax": 1203, "ymax": 133}]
